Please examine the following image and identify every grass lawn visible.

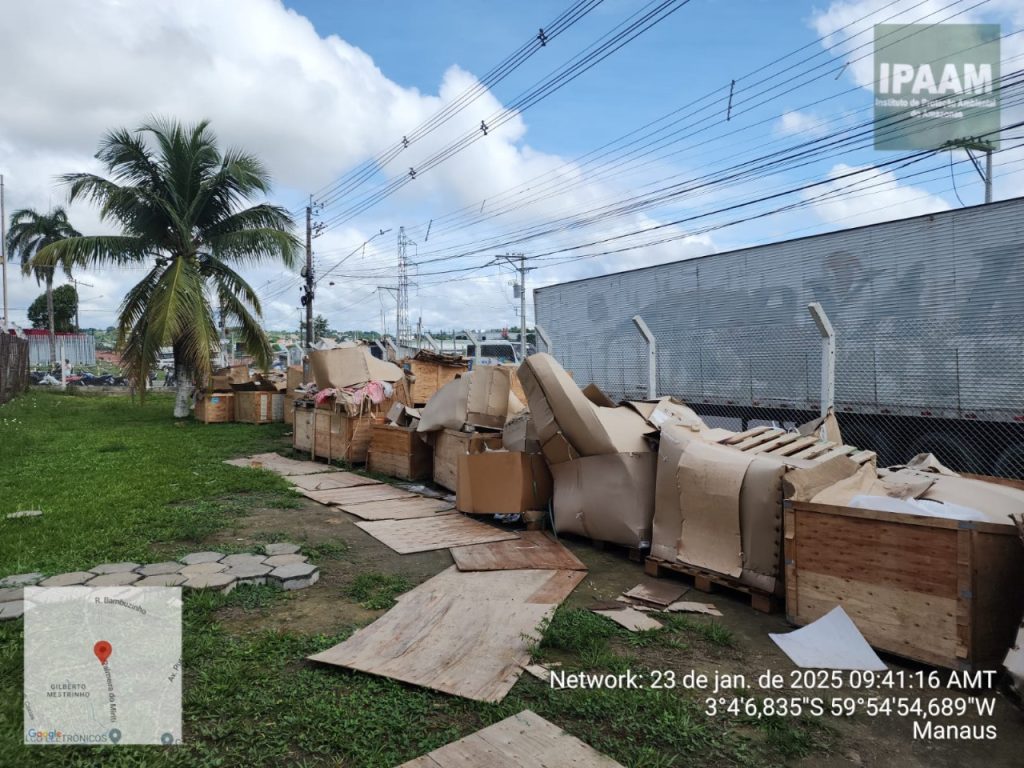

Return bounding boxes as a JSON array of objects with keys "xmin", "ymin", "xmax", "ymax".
[{"xmin": 0, "ymin": 391, "xmax": 830, "ymax": 767}]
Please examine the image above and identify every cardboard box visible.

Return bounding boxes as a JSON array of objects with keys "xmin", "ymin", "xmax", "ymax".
[
  {"xmin": 502, "ymin": 412, "xmax": 540, "ymax": 454},
  {"xmin": 235, "ymin": 390, "xmax": 285, "ymax": 424},
  {"xmin": 195, "ymin": 391, "xmax": 234, "ymax": 423},
  {"xmin": 466, "ymin": 366, "xmax": 512, "ymax": 429},
  {"xmin": 550, "ymin": 453, "xmax": 657, "ymax": 548},
  {"xmin": 432, "ymin": 428, "xmax": 503, "ymax": 492},
  {"xmin": 209, "ymin": 364, "xmax": 250, "ymax": 392},
  {"xmin": 286, "ymin": 365, "xmax": 304, "ymax": 391},
  {"xmin": 293, "ymin": 408, "xmax": 380, "ymax": 463},
  {"xmin": 309, "ymin": 346, "xmax": 403, "ymax": 390},
  {"xmin": 367, "ymin": 423, "xmax": 433, "ymax": 481},
  {"xmin": 457, "ymin": 451, "xmax": 552, "ymax": 514},
  {"xmin": 284, "ymin": 393, "xmax": 295, "ymax": 425}
]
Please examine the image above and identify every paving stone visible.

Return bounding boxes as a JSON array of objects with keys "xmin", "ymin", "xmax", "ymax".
[
  {"xmin": 263, "ymin": 554, "xmax": 307, "ymax": 567},
  {"xmin": 183, "ymin": 573, "xmax": 237, "ymax": 594},
  {"xmin": 180, "ymin": 551, "xmax": 225, "ymax": 565},
  {"xmin": 136, "ymin": 561, "xmax": 182, "ymax": 576},
  {"xmin": 0, "ymin": 601, "xmax": 25, "ymax": 621},
  {"xmin": 0, "ymin": 587, "xmax": 23, "ymax": 602},
  {"xmin": 0, "ymin": 572, "xmax": 43, "ymax": 587},
  {"xmin": 6, "ymin": 510, "xmax": 43, "ymax": 519},
  {"xmin": 87, "ymin": 572, "xmax": 142, "ymax": 587},
  {"xmin": 263, "ymin": 542, "xmax": 301, "ymax": 556},
  {"xmin": 180, "ymin": 562, "xmax": 227, "ymax": 577},
  {"xmin": 39, "ymin": 571, "xmax": 95, "ymax": 587},
  {"xmin": 269, "ymin": 563, "xmax": 319, "ymax": 591},
  {"xmin": 221, "ymin": 553, "xmax": 267, "ymax": 568},
  {"xmin": 225, "ymin": 563, "xmax": 273, "ymax": 586},
  {"xmin": 90, "ymin": 562, "xmax": 141, "ymax": 575},
  {"xmin": 136, "ymin": 574, "xmax": 187, "ymax": 587}
]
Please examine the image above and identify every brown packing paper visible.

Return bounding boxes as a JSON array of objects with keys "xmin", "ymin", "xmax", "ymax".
[
  {"xmin": 550, "ymin": 453, "xmax": 657, "ymax": 548},
  {"xmin": 676, "ymin": 439, "xmax": 754, "ymax": 579}
]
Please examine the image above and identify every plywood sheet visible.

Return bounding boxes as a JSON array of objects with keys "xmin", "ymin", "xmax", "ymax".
[
  {"xmin": 355, "ymin": 515, "xmax": 519, "ymax": 554},
  {"xmin": 310, "ymin": 568, "xmax": 585, "ymax": 702},
  {"xmin": 224, "ymin": 452, "xmax": 335, "ymax": 475},
  {"xmin": 398, "ymin": 709, "xmax": 624, "ymax": 767},
  {"xmin": 286, "ymin": 472, "xmax": 381, "ymax": 491},
  {"xmin": 341, "ymin": 497, "xmax": 455, "ymax": 521},
  {"xmin": 450, "ymin": 531, "xmax": 586, "ymax": 572},
  {"xmin": 623, "ymin": 579, "xmax": 687, "ymax": 607},
  {"xmin": 299, "ymin": 484, "xmax": 417, "ymax": 506}
]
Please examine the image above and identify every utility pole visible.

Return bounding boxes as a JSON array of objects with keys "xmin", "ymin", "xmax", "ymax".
[
  {"xmin": 501, "ymin": 252, "xmax": 529, "ymax": 360},
  {"xmin": 1, "ymin": 174, "xmax": 7, "ymax": 329},
  {"xmin": 70, "ymin": 277, "xmax": 93, "ymax": 332},
  {"xmin": 303, "ymin": 199, "xmax": 314, "ymax": 348},
  {"xmin": 396, "ymin": 227, "xmax": 413, "ymax": 347},
  {"xmin": 946, "ymin": 138, "xmax": 995, "ymax": 204}
]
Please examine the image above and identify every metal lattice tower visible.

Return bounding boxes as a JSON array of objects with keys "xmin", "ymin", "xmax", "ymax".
[{"xmin": 396, "ymin": 227, "xmax": 412, "ymax": 345}]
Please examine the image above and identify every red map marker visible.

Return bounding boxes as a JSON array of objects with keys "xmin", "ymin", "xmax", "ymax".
[{"xmin": 93, "ymin": 640, "xmax": 112, "ymax": 665}]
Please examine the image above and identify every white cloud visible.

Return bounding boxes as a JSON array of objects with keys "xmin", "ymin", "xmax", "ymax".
[{"xmin": 775, "ymin": 110, "xmax": 828, "ymax": 138}]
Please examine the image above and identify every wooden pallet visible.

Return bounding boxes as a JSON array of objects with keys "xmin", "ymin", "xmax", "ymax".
[
  {"xmin": 718, "ymin": 426, "xmax": 876, "ymax": 465},
  {"xmin": 644, "ymin": 556, "xmax": 779, "ymax": 613},
  {"xmin": 552, "ymin": 532, "xmax": 646, "ymax": 563}
]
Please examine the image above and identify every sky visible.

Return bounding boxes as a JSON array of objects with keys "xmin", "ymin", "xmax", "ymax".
[{"xmin": 1, "ymin": 0, "xmax": 1022, "ymax": 337}]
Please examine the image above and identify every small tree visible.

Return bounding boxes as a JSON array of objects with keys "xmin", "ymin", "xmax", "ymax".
[
  {"xmin": 28, "ymin": 284, "xmax": 77, "ymax": 332},
  {"xmin": 313, "ymin": 314, "xmax": 330, "ymax": 340}
]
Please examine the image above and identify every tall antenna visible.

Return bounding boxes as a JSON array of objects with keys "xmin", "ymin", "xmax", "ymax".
[{"xmin": 396, "ymin": 227, "xmax": 414, "ymax": 345}]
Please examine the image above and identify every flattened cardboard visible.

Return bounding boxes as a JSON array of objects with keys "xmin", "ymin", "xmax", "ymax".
[
  {"xmin": 416, "ymin": 376, "xmax": 468, "ymax": 432},
  {"xmin": 286, "ymin": 365, "xmax": 303, "ymax": 391},
  {"xmin": 783, "ymin": 455, "xmax": 863, "ymax": 502},
  {"xmin": 593, "ymin": 607, "xmax": 663, "ymax": 632},
  {"xmin": 309, "ymin": 346, "xmax": 403, "ymax": 390},
  {"xmin": 550, "ymin": 452, "xmax": 657, "ymax": 548},
  {"xmin": 623, "ymin": 580, "xmax": 687, "ymax": 607},
  {"xmin": 676, "ymin": 440, "xmax": 753, "ymax": 578},
  {"xmin": 457, "ymin": 451, "xmax": 553, "ymax": 514},
  {"xmin": 582, "ymin": 383, "xmax": 616, "ymax": 408}
]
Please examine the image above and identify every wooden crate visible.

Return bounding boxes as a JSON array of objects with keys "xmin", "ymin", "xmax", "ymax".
[
  {"xmin": 367, "ymin": 424, "xmax": 432, "ymax": 481},
  {"xmin": 785, "ymin": 500, "xmax": 1024, "ymax": 669},
  {"xmin": 235, "ymin": 390, "xmax": 284, "ymax": 424},
  {"xmin": 293, "ymin": 408, "xmax": 380, "ymax": 464},
  {"xmin": 432, "ymin": 429, "xmax": 502, "ymax": 492},
  {"xmin": 195, "ymin": 391, "xmax": 234, "ymax": 423},
  {"xmin": 406, "ymin": 359, "xmax": 465, "ymax": 406}
]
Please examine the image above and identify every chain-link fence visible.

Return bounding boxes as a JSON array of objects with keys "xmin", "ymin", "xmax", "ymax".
[
  {"xmin": 0, "ymin": 334, "xmax": 30, "ymax": 404},
  {"xmin": 534, "ymin": 200, "xmax": 1024, "ymax": 480}
]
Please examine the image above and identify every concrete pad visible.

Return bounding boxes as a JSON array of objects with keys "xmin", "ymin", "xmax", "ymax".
[
  {"xmin": 6, "ymin": 510, "xmax": 43, "ymax": 519},
  {"xmin": 180, "ymin": 551, "xmax": 225, "ymax": 565},
  {"xmin": 183, "ymin": 573, "xmax": 237, "ymax": 594},
  {"xmin": 87, "ymin": 572, "xmax": 142, "ymax": 586},
  {"xmin": 39, "ymin": 571, "xmax": 95, "ymax": 587},
  {"xmin": 225, "ymin": 563, "xmax": 273, "ymax": 586},
  {"xmin": 0, "ymin": 601, "xmax": 25, "ymax": 621},
  {"xmin": 270, "ymin": 563, "xmax": 319, "ymax": 591},
  {"xmin": 90, "ymin": 562, "xmax": 141, "ymax": 575},
  {"xmin": 221, "ymin": 553, "xmax": 267, "ymax": 568},
  {"xmin": 136, "ymin": 574, "xmax": 187, "ymax": 587},
  {"xmin": 0, "ymin": 587, "xmax": 23, "ymax": 602},
  {"xmin": 180, "ymin": 562, "xmax": 228, "ymax": 576},
  {"xmin": 263, "ymin": 543, "xmax": 301, "ymax": 556},
  {"xmin": 0, "ymin": 572, "xmax": 43, "ymax": 587},
  {"xmin": 136, "ymin": 562, "xmax": 183, "ymax": 576},
  {"xmin": 264, "ymin": 554, "xmax": 307, "ymax": 567}
]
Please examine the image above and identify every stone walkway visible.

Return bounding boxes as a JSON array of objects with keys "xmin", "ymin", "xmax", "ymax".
[{"xmin": 0, "ymin": 543, "xmax": 319, "ymax": 621}]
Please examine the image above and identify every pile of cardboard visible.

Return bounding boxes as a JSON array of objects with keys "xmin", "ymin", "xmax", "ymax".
[{"xmin": 196, "ymin": 365, "xmax": 286, "ymax": 424}]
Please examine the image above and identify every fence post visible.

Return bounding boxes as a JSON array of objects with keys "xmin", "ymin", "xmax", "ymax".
[
  {"xmin": 534, "ymin": 324, "xmax": 552, "ymax": 356},
  {"xmin": 632, "ymin": 314, "xmax": 656, "ymax": 399},
  {"xmin": 807, "ymin": 302, "xmax": 835, "ymax": 418}
]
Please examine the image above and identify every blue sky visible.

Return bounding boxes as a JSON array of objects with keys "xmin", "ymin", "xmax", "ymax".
[{"xmin": 1, "ymin": 0, "xmax": 1021, "ymax": 333}]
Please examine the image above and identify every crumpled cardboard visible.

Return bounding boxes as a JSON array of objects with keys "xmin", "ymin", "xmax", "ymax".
[
  {"xmin": 416, "ymin": 370, "xmax": 525, "ymax": 433},
  {"xmin": 502, "ymin": 412, "xmax": 540, "ymax": 454},
  {"xmin": 309, "ymin": 346, "xmax": 403, "ymax": 390},
  {"xmin": 457, "ymin": 451, "xmax": 552, "ymax": 514},
  {"xmin": 550, "ymin": 453, "xmax": 657, "ymax": 548}
]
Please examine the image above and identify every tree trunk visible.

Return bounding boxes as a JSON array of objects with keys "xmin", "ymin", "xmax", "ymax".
[
  {"xmin": 46, "ymin": 274, "xmax": 56, "ymax": 366},
  {"xmin": 173, "ymin": 364, "xmax": 191, "ymax": 418}
]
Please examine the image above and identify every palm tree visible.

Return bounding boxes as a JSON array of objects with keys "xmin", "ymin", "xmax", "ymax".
[
  {"xmin": 6, "ymin": 207, "xmax": 81, "ymax": 365},
  {"xmin": 35, "ymin": 118, "xmax": 300, "ymax": 417}
]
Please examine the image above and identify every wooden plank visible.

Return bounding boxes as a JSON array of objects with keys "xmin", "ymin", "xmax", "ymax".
[
  {"xmin": 341, "ymin": 497, "xmax": 456, "ymax": 521},
  {"xmin": 720, "ymin": 426, "xmax": 771, "ymax": 444},
  {"xmin": 397, "ymin": 710, "xmax": 624, "ymax": 768},
  {"xmin": 746, "ymin": 432, "xmax": 801, "ymax": 454},
  {"xmin": 770, "ymin": 435, "xmax": 820, "ymax": 456},
  {"xmin": 356, "ymin": 515, "xmax": 519, "ymax": 554},
  {"xmin": 309, "ymin": 568, "xmax": 585, "ymax": 703},
  {"xmin": 450, "ymin": 531, "xmax": 586, "ymax": 572},
  {"xmin": 790, "ymin": 441, "xmax": 836, "ymax": 460},
  {"xmin": 224, "ymin": 452, "xmax": 335, "ymax": 475},
  {"xmin": 732, "ymin": 428, "xmax": 785, "ymax": 451},
  {"xmin": 300, "ymin": 484, "xmax": 417, "ymax": 506},
  {"xmin": 286, "ymin": 472, "xmax": 381, "ymax": 491}
]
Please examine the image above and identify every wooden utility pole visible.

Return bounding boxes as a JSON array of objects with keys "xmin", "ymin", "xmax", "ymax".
[{"xmin": 1, "ymin": 174, "xmax": 7, "ymax": 329}]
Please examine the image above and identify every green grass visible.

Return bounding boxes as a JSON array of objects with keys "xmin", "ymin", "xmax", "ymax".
[
  {"xmin": 346, "ymin": 572, "xmax": 412, "ymax": 610},
  {"xmin": 0, "ymin": 391, "xmax": 295, "ymax": 574},
  {"xmin": 0, "ymin": 391, "xmax": 832, "ymax": 767}
]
